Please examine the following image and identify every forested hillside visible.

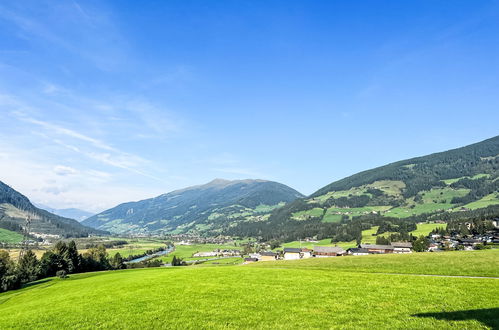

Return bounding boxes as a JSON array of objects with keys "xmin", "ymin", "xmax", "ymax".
[
  {"xmin": 0, "ymin": 181, "xmax": 106, "ymax": 239},
  {"xmin": 83, "ymin": 179, "xmax": 303, "ymax": 235},
  {"xmin": 225, "ymin": 136, "xmax": 499, "ymax": 241}
]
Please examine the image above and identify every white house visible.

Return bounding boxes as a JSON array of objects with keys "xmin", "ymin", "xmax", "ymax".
[{"xmin": 283, "ymin": 248, "xmax": 302, "ymax": 260}]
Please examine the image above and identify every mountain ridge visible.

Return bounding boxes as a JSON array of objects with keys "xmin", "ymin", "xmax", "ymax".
[
  {"xmin": 224, "ymin": 135, "xmax": 499, "ymax": 241},
  {"xmin": 83, "ymin": 178, "xmax": 304, "ymax": 235},
  {"xmin": 0, "ymin": 181, "xmax": 107, "ymax": 239}
]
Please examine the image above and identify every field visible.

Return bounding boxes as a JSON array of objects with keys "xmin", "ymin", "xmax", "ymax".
[
  {"xmin": 157, "ymin": 243, "xmax": 239, "ymax": 263},
  {"xmin": 410, "ymin": 222, "xmax": 445, "ymax": 237},
  {"xmin": 279, "ymin": 222, "xmax": 440, "ymax": 250},
  {"xmin": 0, "ymin": 228, "xmax": 23, "ymax": 244},
  {"xmin": 461, "ymin": 193, "xmax": 499, "ymax": 210},
  {"xmin": 0, "ymin": 250, "xmax": 497, "ymax": 329}
]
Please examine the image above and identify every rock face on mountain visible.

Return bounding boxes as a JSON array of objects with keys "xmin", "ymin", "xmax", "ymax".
[
  {"xmin": 82, "ymin": 179, "xmax": 304, "ymax": 235},
  {"xmin": 0, "ymin": 181, "xmax": 106, "ymax": 238}
]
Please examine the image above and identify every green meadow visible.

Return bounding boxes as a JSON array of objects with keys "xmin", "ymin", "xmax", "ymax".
[
  {"xmin": 157, "ymin": 243, "xmax": 239, "ymax": 263},
  {"xmin": 0, "ymin": 250, "xmax": 497, "ymax": 329},
  {"xmin": 0, "ymin": 228, "xmax": 23, "ymax": 244}
]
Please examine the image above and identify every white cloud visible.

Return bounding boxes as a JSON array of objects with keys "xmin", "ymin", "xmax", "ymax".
[{"xmin": 53, "ymin": 165, "xmax": 78, "ymax": 176}]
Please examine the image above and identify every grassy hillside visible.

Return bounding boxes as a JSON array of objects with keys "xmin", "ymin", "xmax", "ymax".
[
  {"xmin": 0, "ymin": 250, "xmax": 497, "ymax": 329},
  {"xmin": 83, "ymin": 179, "xmax": 303, "ymax": 235},
  {"xmin": 0, "ymin": 181, "xmax": 106, "ymax": 239},
  {"xmin": 0, "ymin": 228, "xmax": 23, "ymax": 244},
  {"xmin": 225, "ymin": 136, "xmax": 499, "ymax": 242}
]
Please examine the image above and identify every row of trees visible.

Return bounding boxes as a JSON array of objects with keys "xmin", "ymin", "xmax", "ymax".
[{"xmin": 0, "ymin": 241, "xmax": 126, "ymax": 293}]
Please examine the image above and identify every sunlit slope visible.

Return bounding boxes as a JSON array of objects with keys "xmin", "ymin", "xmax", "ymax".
[
  {"xmin": 0, "ymin": 250, "xmax": 498, "ymax": 329},
  {"xmin": 227, "ymin": 136, "xmax": 499, "ymax": 239},
  {"xmin": 83, "ymin": 179, "xmax": 303, "ymax": 235}
]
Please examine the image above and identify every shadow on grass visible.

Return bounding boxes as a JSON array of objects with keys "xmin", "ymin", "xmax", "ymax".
[
  {"xmin": 413, "ymin": 308, "xmax": 499, "ymax": 329},
  {"xmin": 21, "ymin": 278, "xmax": 53, "ymax": 289}
]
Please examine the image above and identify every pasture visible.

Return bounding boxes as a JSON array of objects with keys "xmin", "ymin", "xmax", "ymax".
[
  {"xmin": 0, "ymin": 228, "xmax": 23, "ymax": 244},
  {"xmin": 0, "ymin": 250, "xmax": 497, "ymax": 329}
]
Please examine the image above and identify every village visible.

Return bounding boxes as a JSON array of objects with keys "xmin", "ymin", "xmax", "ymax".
[{"xmin": 181, "ymin": 222, "xmax": 499, "ymax": 264}]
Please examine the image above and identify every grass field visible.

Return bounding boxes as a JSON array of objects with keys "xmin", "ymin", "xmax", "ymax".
[
  {"xmin": 442, "ymin": 173, "xmax": 490, "ymax": 185},
  {"xmin": 461, "ymin": 193, "xmax": 499, "ymax": 210},
  {"xmin": 157, "ymin": 243, "xmax": 239, "ymax": 263},
  {"xmin": 0, "ymin": 228, "xmax": 23, "ymax": 244},
  {"xmin": 279, "ymin": 223, "xmax": 440, "ymax": 250},
  {"xmin": 0, "ymin": 250, "xmax": 497, "ymax": 329},
  {"xmin": 410, "ymin": 222, "xmax": 445, "ymax": 236},
  {"xmin": 291, "ymin": 207, "xmax": 324, "ymax": 220}
]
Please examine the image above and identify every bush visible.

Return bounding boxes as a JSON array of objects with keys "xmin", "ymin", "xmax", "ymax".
[{"xmin": 56, "ymin": 270, "xmax": 68, "ymax": 279}]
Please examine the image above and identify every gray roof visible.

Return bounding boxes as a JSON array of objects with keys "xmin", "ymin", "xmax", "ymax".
[
  {"xmin": 260, "ymin": 251, "xmax": 277, "ymax": 256},
  {"xmin": 360, "ymin": 244, "xmax": 394, "ymax": 250},
  {"xmin": 283, "ymin": 248, "xmax": 302, "ymax": 253},
  {"xmin": 244, "ymin": 257, "xmax": 258, "ymax": 262},
  {"xmin": 348, "ymin": 248, "xmax": 369, "ymax": 253},
  {"xmin": 391, "ymin": 242, "xmax": 413, "ymax": 248},
  {"xmin": 314, "ymin": 246, "xmax": 346, "ymax": 253}
]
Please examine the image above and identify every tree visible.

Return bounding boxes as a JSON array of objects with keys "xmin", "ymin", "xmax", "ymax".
[
  {"xmin": 53, "ymin": 241, "xmax": 69, "ymax": 272},
  {"xmin": 269, "ymin": 240, "xmax": 281, "ymax": 250},
  {"xmin": 66, "ymin": 241, "xmax": 80, "ymax": 273},
  {"xmin": 0, "ymin": 250, "xmax": 20, "ymax": 292},
  {"xmin": 376, "ymin": 236, "xmax": 390, "ymax": 245},
  {"xmin": 413, "ymin": 236, "xmax": 430, "ymax": 252},
  {"xmin": 39, "ymin": 251, "xmax": 60, "ymax": 277},
  {"xmin": 172, "ymin": 256, "xmax": 185, "ymax": 266},
  {"xmin": 17, "ymin": 250, "xmax": 40, "ymax": 283},
  {"xmin": 110, "ymin": 253, "xmax": 125, "ymax": 270}
]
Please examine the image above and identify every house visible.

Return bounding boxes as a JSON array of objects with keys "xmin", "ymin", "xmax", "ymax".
[
  {"xmin": 220, "ymin": 249, "xmax": 241, "ymax": 257},
  {"xmin": 360, "ymin": 244, "xmax": 394, "ymax": 254},
  {"xmin": 347, "ymin": 248, "xmax": 369, "ymax": 256},
  {"xmin": 192, "ymin": 251, "xmax": 218, "ymax": 257},
  {"xmin": 243, "ymin": 257, "xmax": 258, "ymax": 264},
  {"xmin": 259, "ymin": 251, "xmax": 278, "ymax": 261},
  {"xmin": 301, "ymin": 248, "xmax": 313, "ymax": 259},
  {"xmin": 428, "ymin": 242, "xmax": 439, "ymax": 252},
  {"xmin": 283, "ymin": 248, "xmax": 302, "ymax": 260},
  {"xmin": 391, "ymin": 242, "xmax": 413, "ymax": 253},
  {"xmin": 249, "ymin": 253, "xmax": 261, "ymax": 260},
  {"xmin": 313, "ymin": 246, "xmax": 346, "ymax": 257}
]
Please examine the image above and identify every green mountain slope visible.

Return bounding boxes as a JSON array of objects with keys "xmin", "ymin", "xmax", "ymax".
[
  {"xmin": 82, "ymin": 179, "xmax": 304, "ymax": 235},
  {"xmin": 225, "ymin": 135, "xmax": 499, "ymax": 241},
  {"xmin": 0, "ymin": 181, "xmax": 107, "ymax": 240}
]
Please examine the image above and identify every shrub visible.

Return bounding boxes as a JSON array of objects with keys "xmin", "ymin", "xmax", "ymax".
[{"xmin": 56, "ymin": 270, "xmax": 68, "ymax": 279}]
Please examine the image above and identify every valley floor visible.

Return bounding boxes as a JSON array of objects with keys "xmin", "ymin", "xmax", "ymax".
[{"xmin": 0, "ymin": 250, "xmax": 497, "ymax": 329}]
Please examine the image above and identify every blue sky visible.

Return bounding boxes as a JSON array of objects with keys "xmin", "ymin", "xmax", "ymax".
[{"xmin": 0, "ymin": 1, "xmax": 498, "ymax": 213}]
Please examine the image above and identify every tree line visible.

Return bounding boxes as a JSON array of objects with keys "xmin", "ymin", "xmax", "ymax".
[{"xmin": 0, "ymin": 241, "xmax": 140, "ymax": 293}]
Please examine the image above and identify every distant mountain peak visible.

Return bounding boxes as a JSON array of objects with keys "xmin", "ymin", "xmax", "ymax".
[{"xmin": 83, "ymin": 178, "xmax": 304, "ymax": 235}]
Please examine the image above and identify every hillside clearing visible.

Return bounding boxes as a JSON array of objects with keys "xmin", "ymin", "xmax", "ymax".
[{"xmin": 0, "ymin": 228, "xmax": 23, "ymax": 244}]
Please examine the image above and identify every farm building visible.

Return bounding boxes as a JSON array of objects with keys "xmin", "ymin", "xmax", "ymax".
[
  {"xmin": 360, "ymin": 244, "xmax": 394, "ymax": 254},
  {"xmin": 260, "ymin": 251, "xmax": 278, "ymax": 261},
  {"xmin": 243, "ymin": 257, "xmax": 258, "ymax": 264},
  {"xmin": 301, "ymin": 248, "xmax": 313, "ymax": 259},
  {"xmin": 193, "ymin": 251, "xmax": 218, "ymax": 257},
  {"xmin": 313, "ymin": 246, "xmax": 346, "ymax": 257},
  {"xmin": 347, "ymin": 248, "xmax": 369, "ymax": 256},
  {"xmin": 391, "ymin": 242, "xmax": 413, "ymax": 253},
  {"xmin": 283, "ymin": 248, "xmax": 302, "ymax": 260},
  {"xmin": 249, "ymin": 253, "xmax": 261, "ymax": 259}
]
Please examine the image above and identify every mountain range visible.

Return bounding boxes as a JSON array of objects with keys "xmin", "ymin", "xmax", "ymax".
[
  {"xmin": 82, "ymin": 179, "xmax": 304, "ymax": 235},
  {"xmin": 35, "ymin": 204, "xmax": 94, "ymax": 222},
  {"xmin": 2, "ymin": 135, "xmax": 498, "ymax": 241},
  {"xmin": 0, "ymin": 181, "xmax": 106, "ymax": 239},
  {"xmin": 224, "ymin": 135, "xmax": 499, "ymax": 240}
]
